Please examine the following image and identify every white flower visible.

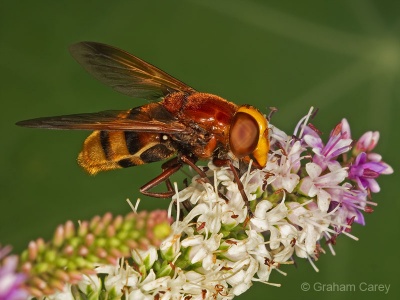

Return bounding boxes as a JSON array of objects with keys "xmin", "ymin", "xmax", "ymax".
[
  {"xmin": 138, "ymin": 270, "xmax": 170, "ymax": 293},
  {"xmin": 131, "ymin": 246, "xmax": 158, "ymax": 270},
  {"xmin": 223, "ymin": 239, "xmax": 248, "ymax": 261},
  {"xmin": 274, "ymin": 223, "xmax": 299, "ymax": 262},
  {"xmin": 221, "ymin": 182, "xmax": 248, "ymax": 226},
  {"xmin": 44, "ymin": 284, "xmax": 74, "ymax": 300},
  {"xmin": 181, "ymin": 233, "xmax": 223, "ymax": 270},
  {"xmin": 225, "ymin": 257, "xmax": 257, "ymax": 296},
  {"xmin": 287, "ymin": 202, "xmax": 333, "ymax": 257},
  {"xmin": 77, "ymin": 274, "xmax": 101, "ymax": 294},
  {"xmin": 101, "ymin": 263, "xmax": 140, "ymax": 297},
  {"xmin": 196, "ymin": 202, "xmax": 224, "ymax": 234},
  {"xmin": 264, "ymin": 127, "xmax": 305, "ymax": 194},
  {"xmin": 298, "ymin": 162, "xmax": 348, "ymax": 212},
  {"xmin": 57, "ymin": 108, "xmax": 391, "ymax": 300},
  {"xmin": 250, "ymin": 200, "xmax": 288, "ymax": 250}
]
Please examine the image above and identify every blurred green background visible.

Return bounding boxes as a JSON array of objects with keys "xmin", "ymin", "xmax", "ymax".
[{"xmin": 1, "ymin": 0, "xmax": 399, "ymax": 299}]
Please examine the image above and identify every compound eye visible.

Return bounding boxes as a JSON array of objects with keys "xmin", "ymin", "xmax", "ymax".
[{"xmin": 229, "ymin": 112, "xmax": 259, "ymax": 157}]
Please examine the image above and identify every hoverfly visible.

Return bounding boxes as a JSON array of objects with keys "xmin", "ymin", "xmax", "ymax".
[{"xmin": 17, "ymin": 42, "xmax": 269, "ymax": 211}]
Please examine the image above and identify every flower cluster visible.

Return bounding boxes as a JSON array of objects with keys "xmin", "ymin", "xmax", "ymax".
[
  {"xmin": 4, "ymin": 108, "xmax": 393, "ymax": 299},
  {"xmin": 0, "ymin": 245, "xmax": 28, "ymax": 300},
  {"xmin": 18, "ymin": 211, "xmax": 172, "ymax": 298}
]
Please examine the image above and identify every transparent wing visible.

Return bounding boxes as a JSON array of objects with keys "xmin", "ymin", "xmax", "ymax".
[
  {"xmin": 69, "ymin": 41, "xmax": 196, "ymax": 100},
  {"xmin": 16, "ymin": 110, "xmax": 189, "ymax": 133}
]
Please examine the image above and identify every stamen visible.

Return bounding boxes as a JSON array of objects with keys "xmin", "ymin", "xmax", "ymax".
[
  {"xmin": 307, "ymin": 256, "xmax": 320, "ymax": 272},
  {"xmin": 174, "ymin": 182, "xmax": 181, "ymax": 225},
  {"xmin": 294, "ymin": 106, "xmax": 314, "ymax": 137},
  {"xmin": 340, "ymin": 231, "xmax": 359, "ymax": 241},
  {"xmin": 126, "ymin": 198, "xmax": 140, "ymax": 214},
  {"xmin": 252, "ymin": 279, "xmax": 282, "ymax": 287}
]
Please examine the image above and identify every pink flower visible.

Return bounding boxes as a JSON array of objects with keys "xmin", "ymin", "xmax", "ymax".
[
  {"xmin": 265, "ymin": 140, "xmax": 303, "ymax": 193},
  {"xmin": 353, "ymin": 131, "xmax": 380, "ymax": 155},
  {"xmin": 349, "ymin": 152, "xmax": 393, "ymax": 193},
  {"xmin": 340, "ymin": 118, "xmax": 352, "ymax": 139},
  {"xmin": 328, "ymin": 186, "xmax": 369, "ymax": 227},
  {"xmin": 0, "ymin": 246, "xmax": 28, "ymax": 300},
  {"xmin": 298, "ymin": 162, "xmax": 348, "ymax": 212},
  {"xmin": 303, "ymin": 120, "xmax": 352, "ymax": 171}
]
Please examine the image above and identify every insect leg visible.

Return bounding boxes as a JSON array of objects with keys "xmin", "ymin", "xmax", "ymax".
[
  {"xmin": 213, "ymin": 158, "xmax": 254, "ymax": 218},
  {"xmin": 179, "ymin": 155, "xmax": 207, "ymax": 178},
  {"xmin": 180, "ymin": 155, "xmax": 230, "ymax": 204},
  {"xmin": 161, "ymin": 157, "xmax": 180, "ymax": 192},
  {"xmin": 140, "ymin": 158, "xmax": 182, "ymax": 198}
]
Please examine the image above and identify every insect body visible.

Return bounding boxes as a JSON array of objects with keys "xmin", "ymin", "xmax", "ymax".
[{"xmin": 17, "ymin": 42, "xmax": 269, "ymax": 202}]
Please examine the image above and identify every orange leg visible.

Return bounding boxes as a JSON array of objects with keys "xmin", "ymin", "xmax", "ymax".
[
  {"xmin": 213, "ymin": 158, "xmax": 253, "ymax": 218},
  {"xmin": 140, "ymin": 155, "xmax": 208, "ymax": 198},
  {"xmin": 140, "ymin": 157, "xmax": 182, "ymax": 198},
  {"xmin": 140, "ymin": 156, "xmax": 245, "ymax": 215}
]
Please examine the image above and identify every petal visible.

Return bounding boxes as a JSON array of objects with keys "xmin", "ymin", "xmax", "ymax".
[
  {"xmin": 381, "ymin": 163, "xmax": 394, "ymax": 175},
  {"xmin": 295, "ymin": 246, "xmax": 308, "ymax": 258},
  {"xmin": 298, "ymin": 177, "xmax": 314, "ymax": 196},
  {"xmin": 202, "ymin": 253, "xmax": 215, "ymax": 270},
  {"xmin": 367, "ymin": 152, "xmax": 382, "ymax": 162},
  {"xmin": 250, "ymin": 217, "xmax": 270, "ymax": 232},
  {"xmin": 304, "ymin": 134, "xmax": 324, "ymax": 150},
  {"xmin": 254, "ymin": 200, "xmax": 273, "ymax": 219},
  {"xmin": 226, "ymin": 243, "xmax": 247, "ymax": 260},
  {"xmin": 308, "ymin": 184, "xmax": 319, "ymax": 197},
  {"xmin": 317, "ymin": 168, "xmax": 347, "ymax": 186},
  {"xmin": 0, "ymin": 273, "xmax": 15, "ymax": 296},
  {"xmin": 267, "ymin": 202, "xmax": 288, "ymax": 223},
  {"xmin": 273, "ymin": 244, "xmax": 295, "ymax": 262},
  {"xmin": 353, "ymin": 209, "xmax": 366, "ymax": 226},
  {"xmin": 142, "ymin": 273, "xmax": 165, "ymax": 288},
  {"xmin": 289, "ymin": 140, "xmax": 302, "ymax": 155},
  {"xmin": 340, "ymin": 118, "xmax": 351, "ymax": 139},
  {"xmin": 183, "ymin": 203, "xmax": 210, "ymax": 224},
  {"xmin": 143, "ymin": 247, "xmax": 158, "ymax": 270},
  {"xmin": 128, "ymin": 289, "xmax": 151, "ymax": 300},
  {"xmin": 368, "ymin": 131, "xmax": 380, "ymax": 151},
  {"xmin": 104, "ymin": 274, "xmax": 125, "ymax": 295},
  {"xmin": 367, "ymin": 178, "xmax": 380, "ymax": 193},
  {"xmin": 181, "ymin": 235, "xmax": 203, "ymax": 247},
  {"xmin": 270, "ymin": 126, "xmax": 289, "ymax": 143},
  {"xmin": 256, "ymin": 262, "xmax": 272, "ymax": 282},
  {"xmin": 227, "ymin": 270, "xmax": 250, "ymax": 296},
  {"xmin": 364, "ymin": 159, "xmax": 393, "ymax": 175},
  {"xmin": 317, "ymin": 189, "xmax": 332, "ymax": 212},
  {"xmin": 304, "ymin": 225, "xmax": 319, "ymax": 254},
  {"xmin": 191, "ymin": 246, "xmax": 207, "ymax": 264},
  {"xmin": 208, "ymin": 234, "xmax": 223, "ymax": 250},
  {"xmin": 306, "ymin": 162, "xmax": 322, "ymax": 179},
  {"xmin": 232, "ymin": 282, "xmax": 252, "ymax": 296},
  {"xmin": 363, "ymin": 161, "xmax": 388, "ymax": 175},
  {"xmin": 328, "ymin": 138, "xmax": 352, "ymax": 157},
  {"xmin": 312, "ymin": 154, "xmax": 327, "ymax": 171},
  {"xmin": 326, "ymin": 160, "xmax": 342, "ymax": 171},
  {"xmin": 269, "ymin": 226, "xmax": 281, "ymax": 250},
  {"xmin": 356, "ymin": 131, "xmax": 373, "ymax": 152},
  {"xmin": 355, "ymin": 152, "xmax": 367, "ymax": 165},
  {"xmin": 356, "ymin": 177, "xmax": 368, "ymax": 190},
  {"xmin": 78, "ymin": 274, "xmax": 102, "ymax": 292},
  {"xmin": 283, "ymin": 173, "xmax": 300, "ymax": 193}
]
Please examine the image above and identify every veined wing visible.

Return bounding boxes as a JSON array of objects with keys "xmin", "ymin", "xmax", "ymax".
[
  {"xmin": 69, "ymin": 41, "xmax": 196, "ymax": 100},
  {"xmin": 16, "ymin": 109, "xmax": 189, "ymax": 134}
]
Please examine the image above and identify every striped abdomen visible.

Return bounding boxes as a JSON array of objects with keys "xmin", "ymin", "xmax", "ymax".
[
  {"xmin": 78, "ymin": 104, "xmax": 178, "ymax": 175},
  {"xmin": 78, "ymin": 130, "xmax": 177, "ymax": 175}
]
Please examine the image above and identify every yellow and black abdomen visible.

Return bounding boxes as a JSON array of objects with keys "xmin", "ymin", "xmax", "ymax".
[{"xmin": 78, "ymin": 130, "xmax": 177, "ymax": 175}]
